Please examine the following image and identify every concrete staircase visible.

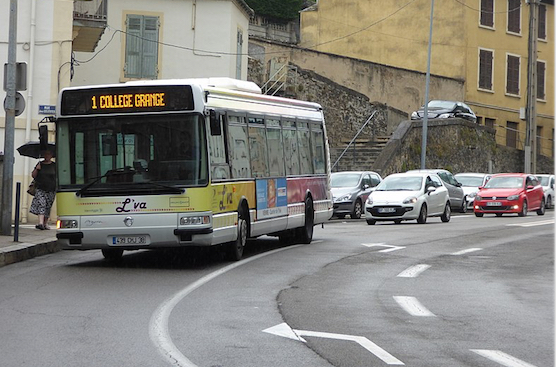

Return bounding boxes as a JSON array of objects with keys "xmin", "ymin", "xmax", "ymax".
[{"xmin": 330, "ymin": 136, "xmax": 390, "ymax": 172}]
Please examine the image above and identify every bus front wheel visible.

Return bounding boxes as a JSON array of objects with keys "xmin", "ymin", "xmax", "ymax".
[{"xmin": 227, "ymin": 216, "xmax": 247, "ymax": 261}]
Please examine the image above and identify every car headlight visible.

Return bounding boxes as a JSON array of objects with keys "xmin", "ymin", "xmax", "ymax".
[
  {"xmin": 437, "ymin": 113, "xmax": 454, "ymax": 118},
  {"xmin": 507, "ymin": 195, "xmax": 520, "ymax": 201},
  {"xmin": 337, "ymin": 194, "xmax": 351, "ymax": 202},
  {"xmin": 468, "ymin": 191, "xmax": 477, "ymax": 198},
  {"xmin": 411, "ymin": 111, "xmax": 418, "ymax": 118},
  {"xmin": 403, "ymin": 196, "xmax": 418, "ymax": 204},
  {"xmin": 475, "ymin": 195, "xmax": 482, "ymax": 201},
  {"xmin": 366, "ymin": 196, "xmax": 373, "ymax": 205}
]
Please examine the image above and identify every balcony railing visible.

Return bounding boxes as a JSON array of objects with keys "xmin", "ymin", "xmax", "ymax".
[
  {"xmin": 73, "ymin": 0, "xmax": 107, "ymax": 22},
  {"xmin": 72, "ymin": 0, "xmax": 108, "ymax": 52}
]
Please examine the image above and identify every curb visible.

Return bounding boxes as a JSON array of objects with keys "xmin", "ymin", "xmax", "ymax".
[{"xmin": 0, "ymin": 241, "xmax": 60, "ymax": 268}]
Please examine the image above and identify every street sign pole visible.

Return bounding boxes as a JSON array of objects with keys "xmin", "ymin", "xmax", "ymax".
[
  {"xmin": 421, "ymin": 0, "xmax": 434, "ymax": 169},
  {"xmin": 2, "ymin": 0, "xmax": 18, "ymax": 235}
]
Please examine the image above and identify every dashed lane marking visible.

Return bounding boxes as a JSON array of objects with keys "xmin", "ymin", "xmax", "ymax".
[
  {"xmin": 393, "ymin": 296, "xmax": 435, "ymax": 317},
  {"xmin": 451, "ymin": 248, "xmax": 482, "ymax": 256},
  {"xmin": 471, "ymin": 349, "xmax": 538, "ymax": 367},
  {"xmin": 506, "ymin": 219, "xmax": 554, "ymax": 227},
  {"xmin": 362, "ymin": 243, "xmax": 406, "ymax": 252},
  {"xmin": 397, "ymin": 264, "xmax": 431, "ymax": 278}
]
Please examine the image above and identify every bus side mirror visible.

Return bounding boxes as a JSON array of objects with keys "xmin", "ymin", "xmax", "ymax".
[
  {"xmin": 209, "ymin": 110, "xmax": 221, "ymax": 136},
  {"xmin": 39, "ymin": 125, "xmax": 48, "ymax": 151}
]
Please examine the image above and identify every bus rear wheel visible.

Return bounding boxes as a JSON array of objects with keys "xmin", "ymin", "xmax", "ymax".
[{"xmin": 298, "ymin": 197, "xmax": 314, "ymax": 244}]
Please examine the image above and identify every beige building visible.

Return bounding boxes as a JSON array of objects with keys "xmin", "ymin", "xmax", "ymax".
[{"xmin": 300, "ymin": 0, "xmax": 554, "ymax": 164}]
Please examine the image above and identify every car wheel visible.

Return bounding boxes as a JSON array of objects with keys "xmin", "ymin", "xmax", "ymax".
[
  {"xmin": 336, "ymin": 214, "xmax": 345, "ymax": 219},
  {"xmin": 394, "ymin": 219, "xmax": 402, "ymax": 224},
  {"xmin": 441, "ymin": 202, "xmax": 451, "ymax": 222},
  {"xmin": 366, "ymin": 219, "xmax": 376, "ymax": 225},
  {"xmin": 351, "ymin": 199, "xmax": 362, "ymax": 219},
  {"xmin": 518, "ymin": 200, "xmax": 528, "ymax": 217},
  {"xmin": 495, "ymin": 213, "xmax": 503, "ymax": 217},
  {"xmin": 460, "ymin": 197, "xmax": 467, "ymax": 213},
  {"xmin": 417, "ymin": 204, "xmax": 427, "ymax": 224},
  {"xmin": 547, "ymin": 195, "xmax": 552, "ymax": 210},
  {"xmin": 537, "ymin": 198, "xmax": 546, "ymax": 216},
  {"xmin": 474, "ymin": 212, "xmax": 484, "ymax": 217}
]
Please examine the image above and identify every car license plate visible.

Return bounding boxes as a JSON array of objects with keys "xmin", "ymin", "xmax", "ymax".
[
  {"xmin": 378, "ymin": 207, "xmax": 396, "ymax": 213},
  {"xmin": 112, "ymin": 235, "xmax": 147, "ymax": 245},
  {"xmin": 486, "ymin": 201, "xmax": 502, "ymax": 206}
]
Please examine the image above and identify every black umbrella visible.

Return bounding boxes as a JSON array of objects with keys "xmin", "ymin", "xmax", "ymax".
[{"xmin": 17, "ymin": 141, "xmax": 56, "ymax": 159}]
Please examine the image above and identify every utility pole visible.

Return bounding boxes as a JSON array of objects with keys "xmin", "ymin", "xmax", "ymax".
[
  {"xmin": 2, "ymin": 0, "xmax": 17, "ymax": 235},
  {"xmin": 524, "ymin": 0, "xmax": 539, "ymax": 173},
  {"xmin": 421, "ymin": 0, "xmax": 434, "ymax": 169}
]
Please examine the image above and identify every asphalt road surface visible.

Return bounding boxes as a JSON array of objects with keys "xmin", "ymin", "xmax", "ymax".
[{"xmin": 0, "ymin": 211, "xmax": 553, "ymax": 367}]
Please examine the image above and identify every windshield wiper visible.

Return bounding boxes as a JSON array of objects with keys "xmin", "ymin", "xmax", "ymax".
[
  {"xmin": 137, "ymin": 181, "xmax": 185, "ymax": 194},
  {"xmin": 76, "ymin": 167, "xmax": 133, "ymax": 197}
]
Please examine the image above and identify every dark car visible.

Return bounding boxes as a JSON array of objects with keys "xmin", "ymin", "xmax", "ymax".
[
  {"xmin": 331, "ymin": 171, "xmax": 382, "ymax": 219},
  {"xmin": 411, "ymin": 100, "xmax": 477, "ymax": 123}
]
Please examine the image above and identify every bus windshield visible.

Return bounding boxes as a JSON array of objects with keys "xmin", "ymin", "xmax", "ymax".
[{"xmin": 56, "ymin": 114, "xmax": 208, "ymax": 193}]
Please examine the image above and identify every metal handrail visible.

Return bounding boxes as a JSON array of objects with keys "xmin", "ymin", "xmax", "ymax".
[
  {"xmin": 331, "ymin": 111, "xmax": 377, "ymax": 170},
  {"xmin": 262, "ymin": 64, "xmax": 297, "ymax": 96}
]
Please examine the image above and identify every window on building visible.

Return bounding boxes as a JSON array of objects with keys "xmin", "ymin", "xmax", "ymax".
[
  {"xmin": 476, "ymin": 116, "xmax": 483, "ymax": 125},
  {"xmin": 538, "ymin": 4, "xmax": 547, "ymax": 40},
  {"xmin": 125, "ymin": 15, "xmax": 159, "ymax": 79},
  {"xmin": 506, "ymin": 121, "xmax": 519, "ymax": 148},
  {"xmin": 480, "ymin": 0, "xmax": 494, "ymax": 27},
  {"xmin": 479, "ymin": 49, "xmax": 494, "ymax": 90},
  {"xmin": 485, "ymin": 118, "xmax": 495, "ymax": 129},
  {"xmin": 536, "ymin": 126, "xmax": 542, "ymax": 155},
  {"xmin": 236, "ymin": 30, "xmax": 243, "ymax": 80},
  {"xmin": 537, "ymin": 60, "xmax": 546, "ymax": 100},
  {"xmin": 507, "ymin": 0, "xmax": 521, "ymax": 34},
  {"xmin": 506, "ymin": 54, "xmax": 520, "ymax": 95}
]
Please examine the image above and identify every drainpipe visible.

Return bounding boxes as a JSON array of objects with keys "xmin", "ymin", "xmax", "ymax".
[{"xmin": 22, "ymin": 0, "xmax": 37, "ymax": 224}]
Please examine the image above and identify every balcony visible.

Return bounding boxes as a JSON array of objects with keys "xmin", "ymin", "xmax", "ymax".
[{"xmin": 72, "ymin": 0, "xmax": 107, "ymax": 52}]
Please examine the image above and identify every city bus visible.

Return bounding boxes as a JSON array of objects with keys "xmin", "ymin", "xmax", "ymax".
[{"xmin": 54, "ymin": 78, "xmax": 332, "ymax": 260}]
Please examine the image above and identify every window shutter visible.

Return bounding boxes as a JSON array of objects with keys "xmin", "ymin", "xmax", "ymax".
[
  {"xmin": 125, "ymin": 15, "xmax": 143, "ymax": 78},
  {"xmin": 142, "ymin": 16, "xmax": 159, "ymax": 79}
]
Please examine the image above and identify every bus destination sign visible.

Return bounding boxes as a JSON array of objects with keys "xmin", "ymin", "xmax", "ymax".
[{"xmin": 60, "ymin": 85, "xmax": 195, "ymax": 116}]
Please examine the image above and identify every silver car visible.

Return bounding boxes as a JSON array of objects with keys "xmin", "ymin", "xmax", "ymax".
[
  {"xmin": 331, "ymin": 171, "xmax": 382, "ymax": 219},
  {"xmin": 365, "ymin": 172, "xmax": 451, "ymax": 225},
  {"xmin": 536, "ymin": 174, "xmax": 555, "ymax": 209},
  {"xmin": 455, "ymin": 173, "xmax": 492, "ymax": 210}
]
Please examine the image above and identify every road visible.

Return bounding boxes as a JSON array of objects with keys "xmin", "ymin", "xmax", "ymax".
[{"xmin": 0, "ymin": 212, "xmax": 553, "ymax": 367}]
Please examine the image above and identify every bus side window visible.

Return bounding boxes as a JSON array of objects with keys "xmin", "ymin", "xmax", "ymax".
[
  {"xmin": 266, "ymin": 118, "xmax": 285, "ymax": 177},
  {"xmin": 227, "ymin": 115, "xmax": 251, "ymax": 179},
  {"xmin": 209, "ymin": 113, "xmax": 230, "ymax": 180},
  {"xmin": 297, "ymin": 121, "xmax": 313, "ymax": 174},
  {"xmin": 311, "ymin": 122, "xmax": 325, "ymax": 174},
  {"xmin": 282, "ymin": 120, "xmax": 300, "ymax": 175},
  {"xmin": 248, "ymin": 117, "xmax": 269, "ymax": 178}
]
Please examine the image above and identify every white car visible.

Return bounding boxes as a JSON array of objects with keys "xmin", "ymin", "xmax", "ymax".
[
  {"xmin": 536, "ymin": 174, "xmax": 555, "ymax": 209},
  {"xmin": 454, "ymin": 173, "xmax": 492, "ymax": 210},
  {"xmin": 364, "ymin": 172, "xmax": 451, "ymax": 225}
]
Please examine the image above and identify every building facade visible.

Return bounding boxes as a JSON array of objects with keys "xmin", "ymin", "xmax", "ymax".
[
  {"xmin": 71, "ymin": 0, "xmax": 253, "ymax": 87},
  {"xmin": 300, "ymin": 0, "xmax": 554, "ymax": 163}
]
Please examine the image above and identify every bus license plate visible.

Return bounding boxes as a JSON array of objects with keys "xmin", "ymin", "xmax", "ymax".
[
  {"xmin": 112, "ymin": 235, "xmax": 147, "ymax": 245},
  {"xmin": 487, "ymin": 202, "xmax": 502, "ymax": 206},
  {"xmin": 378, "ymin": 207, "xmax": 396, "ymax": 213}
]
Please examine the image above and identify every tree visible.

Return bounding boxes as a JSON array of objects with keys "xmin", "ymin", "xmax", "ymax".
[{"xmin": 245, "ymin": 0, "xmax": 305, "ymax": 21}]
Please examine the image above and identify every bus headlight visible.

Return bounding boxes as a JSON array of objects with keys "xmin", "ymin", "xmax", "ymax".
[
  {"xmin": 58, "ymin": 219, "xmax": 78, "ymax": 229},
  {"xmin": 180, "ymin": 215, "xmax": 211, "ymax": 225}
]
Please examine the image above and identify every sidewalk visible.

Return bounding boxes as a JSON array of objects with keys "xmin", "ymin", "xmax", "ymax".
[{"xmin": 0, "ymin": 224, "xmax": 58, "ymax": 268}]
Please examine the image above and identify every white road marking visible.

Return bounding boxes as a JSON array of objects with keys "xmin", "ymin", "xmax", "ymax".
[
  {"xmin": 506, "ymin": 219, "xmax": 555, "ymax": 227},
  {"xmin": 471, "ymin": 349, "xmax": 538, "ymax": 367},
  {"xmin": 393, "ymin": 296, "xmax": 435, "ymax": 317},
  {"xmin": 263, "ymin": 323, "xmax": 404, "ymax": 365},
  {"xmin": 397, "ymin": 264, "xmax": 431, "ymax": 278},
  {"xmin": 362, "ymin": 243, "xmax": 406, "ymax": 252},
  {"xmin": 451, "ymin": 248, "xmax": 482, "ymax": 256},
  {"xmin": 150, "ymin": 245, "xmax": 301, "ymax": 367}
]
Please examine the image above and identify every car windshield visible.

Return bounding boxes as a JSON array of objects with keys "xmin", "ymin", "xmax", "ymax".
[
  {"xmin": 427, "ymin": 101, "xmax": 455, "ymax": 109},
  {"xmin": 376, "ymin": 176, "xmax": 422, "ymax": 191},
  {"xmin": 456, "ymin": 175, "xmax": 484, "ymax": 187},
  {"xmin": 484, "ymin": 176, "xmax": 523, "ymax": 189},
  {"xmin": 538, "ymin": 176, "xmax": 550, "ymax": 186},
  {"xmin": 331, "ymin": 173, "xmax": 361, "ymax": 188}
]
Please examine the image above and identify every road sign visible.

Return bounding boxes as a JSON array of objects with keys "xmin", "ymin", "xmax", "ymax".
[{"xmin": 3, "ymin": 91, "xmax": 25, "ymax": 116}]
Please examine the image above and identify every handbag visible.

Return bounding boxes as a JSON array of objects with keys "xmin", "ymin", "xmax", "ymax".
[{"xmin": 27, "ymin": 180, "xmax": 36, "ymax": 196}]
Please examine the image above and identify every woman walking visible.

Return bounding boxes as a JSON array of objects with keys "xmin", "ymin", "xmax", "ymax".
[{"xmin": 30, "ymin": 149, "xmax": 56, "ymax": 230}]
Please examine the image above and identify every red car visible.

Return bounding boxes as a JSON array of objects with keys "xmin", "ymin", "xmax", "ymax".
[{"xmin": 474, "ymin": 173, "xmax": 545, "ymax": 217}]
